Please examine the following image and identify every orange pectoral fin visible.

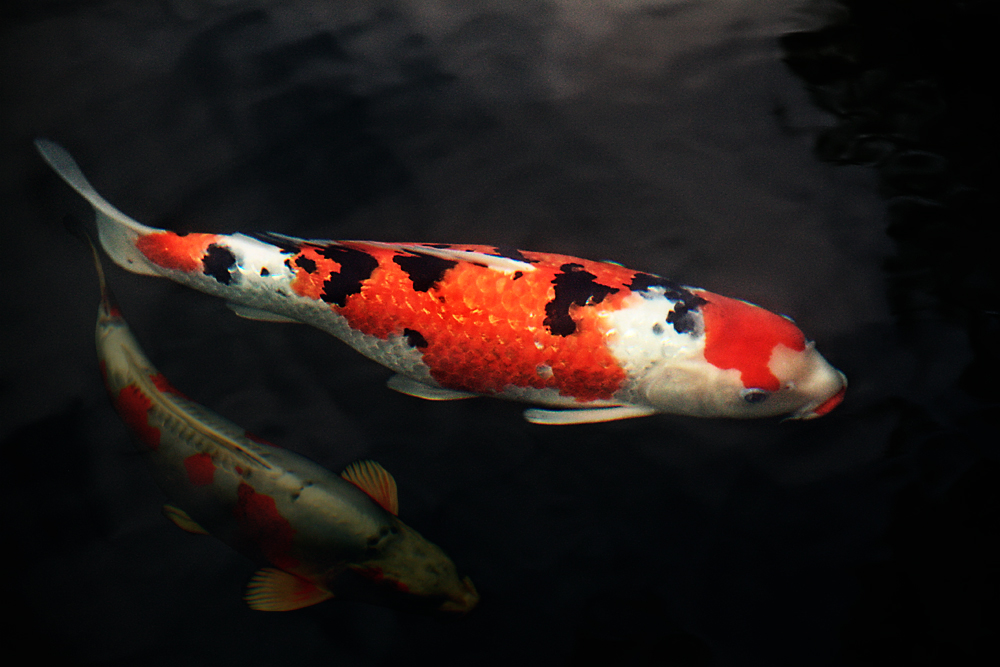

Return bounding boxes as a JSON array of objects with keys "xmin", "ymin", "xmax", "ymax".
[
  {"xmin": 244, "ymin": 567, "xmax": 334, "ymax": 611},
  {"xmin": 341, "ymin": 460, "xmax": 399, "ymax": 515}
]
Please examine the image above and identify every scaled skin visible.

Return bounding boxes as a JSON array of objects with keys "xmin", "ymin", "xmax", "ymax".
[
  {"xmin": 39, "ymin": 139, "xmax": 846, "ymax": 425},
  {"xmin": 90, "ymin": 243, "xmax": 478, "ymax": 613}
]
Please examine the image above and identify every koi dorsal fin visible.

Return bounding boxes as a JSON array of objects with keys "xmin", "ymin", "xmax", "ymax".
[
  {"xmin": 355, "ymin": 241, "xmax": 536, "ymax": 274},
  {"xmin": 341, "ymin": 460, "xmax": 399, "ymax": 515}
]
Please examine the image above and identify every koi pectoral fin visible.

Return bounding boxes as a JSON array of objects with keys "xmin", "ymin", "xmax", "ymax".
[
  {"xmin": 244, "ymin": 568, "xmax": 334, "ymax": 611},
  {"xmin": 162, "ymin": 504, "xmax": 210, "ymax": 535},
  {"xmin": 523, "ymin": 405, "xmax": 658, "ymax": 425},
  {"xmin": 387, "ymin": 374, "xmax": 477, "ymax": 401},
  {"xmin": 341, "ymin": 460, "xmax": 399, "ymax": 516}
]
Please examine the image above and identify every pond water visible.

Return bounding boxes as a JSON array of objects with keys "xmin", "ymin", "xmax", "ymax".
[{"xmin": 1, "ymin": 1, "xmax": 995, "ymax": 665}]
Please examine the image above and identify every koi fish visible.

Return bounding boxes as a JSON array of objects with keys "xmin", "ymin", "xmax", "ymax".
[
  {"xmin": 39, "ymin": 139, "xmax": 846, "ymax": 425},
  {"xmin": 84, "ymin": 237, "xmax": 478, "ymax": 613}
]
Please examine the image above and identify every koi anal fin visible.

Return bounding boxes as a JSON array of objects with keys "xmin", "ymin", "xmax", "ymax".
[
  {"xmin": 34, "ymin": 139, "xmax": 163, "ymax": 276},
  {"xmin": 523, "ymin": 405, "xmax": 658, "ymax": 425},
  {"xmin": 387, "ymin": 374, "xmax": 476, "ymax": 401},
  {"xmin": 162, "ymin": 504, "xmax": 209, "ymax": 535},
  {"xmin": 244, "ymin": 567, "xmax": 334, "ymax": 611}
]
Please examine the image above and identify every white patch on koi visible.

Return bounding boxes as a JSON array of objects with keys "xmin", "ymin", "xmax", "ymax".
[
  {"xmin": 229, "ymin": 233, "xmax": 298, "ymax": 280},
  {"xmin": 601, "ymin": 288, "xmax": 705, "ymax": 380}
]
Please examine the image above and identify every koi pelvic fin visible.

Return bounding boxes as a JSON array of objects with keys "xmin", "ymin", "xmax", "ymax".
[
  {"xmin": 387, "ymin": 374, "xmax": 476, "ymax": 401},
  {"xmin": 226, "ymin": 303, "xmax": 300, "ymax": 323},
  {"xmin": 522, "ymin": 405, "xmax": 658, "ymax": 425},
  {"xmin": 341, "ymin": 460, "xmax": 399, "ymax": 516},
  {"xmin": 244, "ymin": 567, "xmax": 334, "ymax": 611}
]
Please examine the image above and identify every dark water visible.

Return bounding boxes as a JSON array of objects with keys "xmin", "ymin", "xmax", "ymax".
[{"xmin": 1, "ymin": 1, "xmax": 995, "ymax": 665}]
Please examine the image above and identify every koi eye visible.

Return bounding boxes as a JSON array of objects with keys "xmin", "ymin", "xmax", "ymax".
[
  {"xmin": 741, "ymin": 388, "xmax": 770, "ymax": 404},
  {"xmin": 652, "ymin": 322, "xmax": 665, "ymax": 335}
]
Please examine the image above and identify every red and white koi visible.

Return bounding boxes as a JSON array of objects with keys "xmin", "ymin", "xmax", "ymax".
[
  {"xmin": 40, "ymin": 139, "xmax": 846, "ymax": 425},
  {"xmin": 84, "ymin": 239, "xmax": 478, "ymax": 613}
]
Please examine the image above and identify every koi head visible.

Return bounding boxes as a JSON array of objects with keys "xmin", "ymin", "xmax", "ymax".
[
  {"xmin": 639, "ymin": 291, "xmax": 846, "ymax": 419},
  {"xmin": 343, "ymin": 520, "xmax": 479, "ymax": 614}
]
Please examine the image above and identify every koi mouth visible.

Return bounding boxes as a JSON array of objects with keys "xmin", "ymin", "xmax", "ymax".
[
  {"xmin": 789, "ymin": 377, "xmax": 847, "ymax": 420},
  {"xmin": 438, "ymin": 576, "xmax": 479, "ymax": 614},
  {"xmin": 811, "ymin": 384, "xmax": 846, "ymax": 417}
]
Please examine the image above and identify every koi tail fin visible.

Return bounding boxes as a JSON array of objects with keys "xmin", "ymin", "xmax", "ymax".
[{"xmin": 35, "ymin": 139, "xmax": 162, "ymax": 276}]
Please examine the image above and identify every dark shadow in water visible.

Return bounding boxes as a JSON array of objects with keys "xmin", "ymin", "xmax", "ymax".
[
  {"xmin": 0, "ymin": 403, "xmax": 102, "ymax": 662},
  {"xmin": 566, "ymin": 591, "xmax": 712, "ymax": 666},
  {"xmin": 781, "ymin": 1, "xmax": 998, "ymax": 663}
]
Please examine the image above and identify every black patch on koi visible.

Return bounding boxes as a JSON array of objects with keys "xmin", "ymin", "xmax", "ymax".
[
  {"xmin": 513, "ymin": 271, "xmax": 523, "ymax": 281},
  {"xmin": 629, "ymin": 272, "xmax": 707, "ymax": 335},
  {"xmin": 489, "ymin": 246, "xmax": 536, "ymax": 263},
  {"xmin": 544, "ymin": 263, "xmax": 619, "ymax": 336},
  {"xmin": 393, "ymin": 253, "xmax": 457, "ymax": 292},
  {"xmin": 629, "ymin": 272, "xmax": 686, "ymax": 297},
  {"xmin": 666, "ymin": 303, "xmax": 702, "ymax": 335},
  {"xmin": 245, "ymin": 231, "xmax": 300, "ymax": 254},
  {"xmin": 203, "ymin": 244, "xmax": 236, "ymax": 285},
  {"xmin": 260, "ymin": 267, "xmax": 269, "ymax": 276},
  {"xmin": 295, "ymin": 255, "xmax": 317, "ymax": 273},
  {"xmin": 319, "ymin": 245, "xmax": 379, "ymax": 307},
  {"xmin": 403, "ymin": 328, "xmax": 428, "ymax": 349}
]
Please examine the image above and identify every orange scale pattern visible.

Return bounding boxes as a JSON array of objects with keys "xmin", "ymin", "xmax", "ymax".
[
  {"xmin": 136, "ymin": 231, "xmax": 218, "ymax": 273},
  {"xmin": 338, "ymin": 255, "xmax": 433, "ymax": 340},
  {"xmin": 290, "ymin": 246, "xmax": 342, "ymax": 301},
  {"xmin": 330, "ymin": 247, "xmax": 639, "ymax": 402}
]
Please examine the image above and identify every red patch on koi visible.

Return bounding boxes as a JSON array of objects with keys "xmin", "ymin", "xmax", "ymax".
[
  {"xmin": 322, "ymin": 245, "xmax": 632, "ymax": 401},
  {"xmin": 150, "ymin": 372, "xmax": 188, "ymax": 399},
  {"xmin": 286, "ymin": 575, "xmax": 326, "ymax": 603},
  {"xmin": 698, "ymin": 292, "xmax": 806, "ymax": 391},
  {"xmin": 136, "ymin": 232, "xmax": 218, "ymax": 273},
  {"xmin": 245, "ymin": 431, "xmax": 280, "ymax": 448},
  {"xmin": 116, "ymin": 383, "xmax": 160, "ymax": 449},
  {"xmin": 233, "ymin": 482, "xmax": 298, "ymax": 570},
  {"xmin": 352, "ymin": 565, "xmax": 410, "ymax": 593},
  {"xmin": 184, "ymin": 452, "xmax": 216, "ymax": 486},
  {"xmin": 101, "ymin": 300, "xmax": 122, "ymax": 319}
]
